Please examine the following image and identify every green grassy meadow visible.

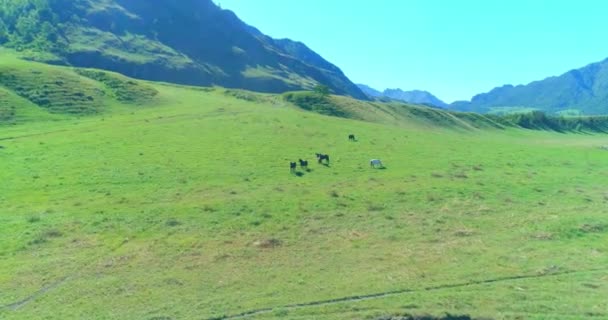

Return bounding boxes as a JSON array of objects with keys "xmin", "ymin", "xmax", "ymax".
[{"xmin": 1, "ymin": 52, "xmax": 608, "ymax": 320}]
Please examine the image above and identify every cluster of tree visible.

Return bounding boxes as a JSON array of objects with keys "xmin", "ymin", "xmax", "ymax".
[
  {"xmin": 0, "ymin": 0, "xmax": 76, "ymax": 52},
  {"xmin": 494, "ymin": 110, "xmax": 608, "ymax": 132},
  {"xmin": 313, "ymin": 84, "xmax": 330, "ymax": 97}
]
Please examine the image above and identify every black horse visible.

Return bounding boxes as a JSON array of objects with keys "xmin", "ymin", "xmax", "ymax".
[
  {"xmin": 348, "ymin": 134, "xmax": 356, "ymax": 141},
  {"xmin": 289, "ymin": 162, "xmax": 297, "ymax": 172},
  {"xmin": 299, "ymin": 159, "xmax": 308, "ymax": 169},
  {"xmin": 316, "ymin": 153, "xmax": 330, "ymax": 164}
]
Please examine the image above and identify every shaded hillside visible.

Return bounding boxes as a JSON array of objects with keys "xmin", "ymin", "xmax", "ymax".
[
  {"xmin": 0, "ymin": 0, "xmax": 366, "ymax": 99},
  {"xmin": 451, "ymin": 58, "xmax": 608, "ymax": 114}
]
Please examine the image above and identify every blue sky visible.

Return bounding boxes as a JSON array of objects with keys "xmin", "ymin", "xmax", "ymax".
[{"xmin": 215, "ymin": 0, "xmax": 608, "ymax": 103}]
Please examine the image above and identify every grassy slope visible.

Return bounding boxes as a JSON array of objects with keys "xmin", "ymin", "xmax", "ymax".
[
  {"xmin": 0, "ymin": 49, "xmax": 159, "ymax": 125},
  {"xmin": 0, "ymin": 53, "xmax": 106, "ymax": 115},
  {"xmin": 1, "ymin": 56, "xmax": 608, "ymax": 320}
]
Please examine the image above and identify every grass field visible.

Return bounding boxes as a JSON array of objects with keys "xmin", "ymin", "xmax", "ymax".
[{"xmin": 1, "ymin": 52, "xmax": 608, "ymax": 320}]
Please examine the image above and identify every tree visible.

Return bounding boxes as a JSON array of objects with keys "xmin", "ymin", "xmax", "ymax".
[
  {"xmin": 313, "ymin": 84, "xmax": 330, "ymax": 97},
  {"xmin": 0, "ymin": 20, "xmax": 8, "ymax": 44}
]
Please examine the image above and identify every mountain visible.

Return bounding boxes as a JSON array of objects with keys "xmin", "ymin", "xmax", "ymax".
[
  {"xmin": 451, "ymin": 58, "xmax": 608, "ymax": 114},
  {"xmin": 357, "ymin": 84, "xmax": 447, "ymax": 107},
  {"xmin": 383, "ymin": 88, "xmax": 448, "ymax": 108},
  {"xmin": 356, "ymin": 84, "xmax": 383, "ymax": 98},
  {"xmin": 0, "ymin": 0, "xmax": 366, "ymax": 99}
]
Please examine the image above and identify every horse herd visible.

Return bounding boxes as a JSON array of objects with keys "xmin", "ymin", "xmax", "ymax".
[
  {"xmin": 289, "ymin": 154, "xmax": 326, "ymax": 172},
  {"xmin": 289, "ymin": 134, "xmax": 384, "ymax": 173}
]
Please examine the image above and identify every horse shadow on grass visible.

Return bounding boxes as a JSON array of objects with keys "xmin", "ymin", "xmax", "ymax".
[
  {"xmin": 292, "ymin": 168, "xmax": 314, "ymax": 176},
  {"xmin": 372, "ymin": 166, "xmax": 387, "ymax": 170}
]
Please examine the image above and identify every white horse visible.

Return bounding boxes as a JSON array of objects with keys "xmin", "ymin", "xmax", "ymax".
[{"xmin": 370, "ymin": 159, "xmax": 384, "ymax": 168}]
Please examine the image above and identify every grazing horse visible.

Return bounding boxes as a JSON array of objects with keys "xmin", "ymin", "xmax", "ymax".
[
  {"xmin": 290, "ymin": 162, "xmax": 297, "ymax": 172},
  {"xmin": 299, "ymin": 159, "xmax": 308, "ymax": 169},
  {"xmin": 316, "ymin": 153, "xmax": 330, "ymax": 164},
  {"xmin": 370, "ymin": 159, "xmax": 384, "ymax": 168},
  {"xmin": 348, "ymin": 134, "xmax": 356, "ymax": 141}
]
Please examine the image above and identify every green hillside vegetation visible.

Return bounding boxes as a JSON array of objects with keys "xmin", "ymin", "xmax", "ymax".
[
  {"xmin": 499, "ymin": 111, "xmax": 608, "ymax": 132},
  {"xmin": 74, "ymin": 69, "xmax": 158, "ymax": 104},
  {"xmin": 487, "ymin": 107, "xmax": 540, "ymax": 115},
  {"xmin": 1, "ymin": 53, "xmax": 608, "ymax": 320}
]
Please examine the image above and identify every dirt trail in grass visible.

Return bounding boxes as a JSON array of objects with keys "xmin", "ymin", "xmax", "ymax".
[
  {"xmin": 0, "ymin": 129, "xmax": 72, "ymax": 141},
  {"xmin": 3, "ymin": 277, "xmax": 70, "ymax": 311},
  {"xmin": 206, "ymin": 268, "xmax": 607, "ymax": 320},
  {"xmin": 0, "ymin": 236, "xmax": 135, "ymax": 312}
]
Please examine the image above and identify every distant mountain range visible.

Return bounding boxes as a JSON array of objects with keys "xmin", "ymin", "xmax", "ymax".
[
  {"xmin": 0, "ymin": 0, "xmax": 366, "ymax": 99},
  {"xmin": 451, "ymin": 58, "xmax": 608, "ymax": 114},
  {"xmin": 357, "ymin": 84, "xmax": 448, "ymax": 108}
]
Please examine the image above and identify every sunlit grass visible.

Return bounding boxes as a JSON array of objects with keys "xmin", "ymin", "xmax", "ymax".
[{"xmin": 1, "ymin": 53, "xmax": 607, "ymax": 320}]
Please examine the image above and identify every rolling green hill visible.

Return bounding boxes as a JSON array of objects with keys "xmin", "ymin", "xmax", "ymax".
[
  {"xmin": 1, "ymin": 53, "xmax": 608, "ymax": 320},
  {"xmin": 451, "ymin": 58, "xmax": 608, "ymax": 115},
  {"xmin": 3, "ymin": 46, "xmax": 606, "ymax": 134},
  {"xmin": 0, "ymin": 0, "xmax": 366, "ymax": 99},
  {"xmin": 0, "ymin": 49, "xmax": 158, "ymax": 125}
]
